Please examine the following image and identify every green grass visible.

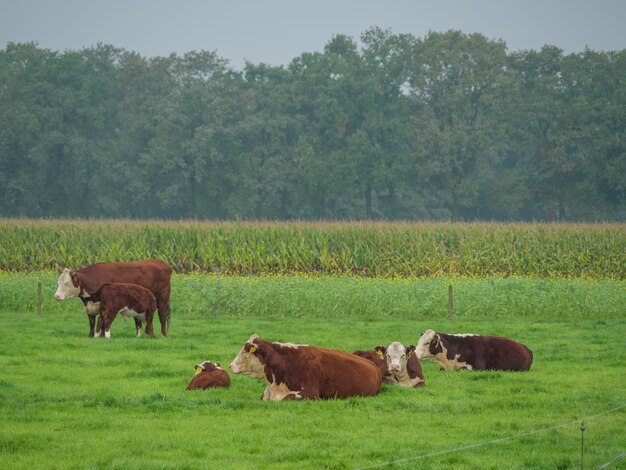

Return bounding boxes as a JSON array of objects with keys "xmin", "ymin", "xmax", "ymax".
[
  {"xmin": 2, "ymin": 272, "xmax": 625, "ymax": 321},
  {"xmin": 0, "ymin": 275, "xmax": 625, "ymax": 469},
  {"xmin": 0, "ymin": 314, "xmax": 624, "ymax": 469}
]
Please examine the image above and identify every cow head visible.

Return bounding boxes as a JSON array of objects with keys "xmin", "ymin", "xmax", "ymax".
[
  {"xmin": 416, "ymin": 329, "xmax": 443, "ymax": 359},
  {"xmin": 229, "ymin": 335, "xmax": 265, "ymax": 378},
  {"xmin": 194, "ymin": 361, "xmax": 222, "ymax": 375},
  {"xmin": 54, "ymin": 268, "xmax": 81, "ymax": 300},
  {"xmin": 384, "ymin": 341, "xmax": 413, "ymax": 374}
]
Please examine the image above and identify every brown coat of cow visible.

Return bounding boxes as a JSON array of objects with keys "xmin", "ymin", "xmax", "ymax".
[
  {"xmin": 61, "ymin": 260, "xmax": 171, "ymax": 337},
  {"xmin": 416, "ymin": 329, "xmax": 533, "ymax": 371},
  {"xmin": 230, "ymin": 336, "xmax": 382, "ymax": 401},
  {"xmin": 352, "ymin": 348, "xmax": 392, "ymax": 384},
  {"xmin": 96, "ymin": 283, "xmax": 157, "ymax": 338},
  {"xmin": 186, "ymin": 361, "xmax": 231, "ymax": 390}
]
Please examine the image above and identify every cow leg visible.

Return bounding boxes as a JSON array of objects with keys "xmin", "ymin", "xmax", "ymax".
[
  {"xmin": 145, "ymin": 309, "xmax": 155, "ymax": 339},
  {"xmin": 94, "ymin": 315, "xmax": 104, "ymax": 338},
  {"xmin": 102, "ymin": 312, "xmax": 113, "ymax": 339},
  {"xmin": 156, "ymin": 293, "xmax": 170, "ymax": 337},
  {"xmin": 88, "ymin": 314, "xmax": 96, "ymax": 338},
  {"xmin": 134, "ymin": 318, "xmax": 142, "ymax": 338}
]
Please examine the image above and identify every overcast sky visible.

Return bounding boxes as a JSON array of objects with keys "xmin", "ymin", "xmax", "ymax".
[{"xmin": 2, "ymin": 0, "xmax": 625, "ymax": 70}]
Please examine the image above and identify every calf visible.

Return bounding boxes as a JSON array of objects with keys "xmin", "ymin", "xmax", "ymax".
[
  {"xmin": 186, "ymin": 361, "xmax": 230, "ymax": 390},
  {"xmin": 229, "ymin": 335, "xmax": 382, "ymax": 401},
  {"xmin": 416, "ymin": 329, "xmax": 533, "ymax": 371},
  {"xmin": 377, "ymin": 342, "xmax": 425, "ymax": 387},
  {"xmin": 95, "ymin": 283, "xmax": 157, "ymax": 339},
  {"xmin": 352, "ymin": 348, "xmax": 391, "ymax": 383}
]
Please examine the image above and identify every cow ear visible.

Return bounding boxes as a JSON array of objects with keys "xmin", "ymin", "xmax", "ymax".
[
  {"xmin": 70, "ymin": 273, "xmax": 79, "ymax": 287},
  {"xmin": 406, "ymin": 345, "xmax": 416, "ymax": 357},
  {"xmin": 249, "ymin": 346, "xmax": 257, "ymax": 354},
  {"xmin": 375, "ymin": 345, "xmax": 386, "ymax": 356}
]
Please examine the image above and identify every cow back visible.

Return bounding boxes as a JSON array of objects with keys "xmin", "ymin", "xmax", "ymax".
[{"xmin": 76, "ymin": 260, "xmax": 171, "ymax": 297}]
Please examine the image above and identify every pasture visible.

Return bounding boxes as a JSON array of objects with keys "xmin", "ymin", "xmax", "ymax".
[{"xmin": 1, "ymin": 274, "xmax": 624, "ymax": 469}]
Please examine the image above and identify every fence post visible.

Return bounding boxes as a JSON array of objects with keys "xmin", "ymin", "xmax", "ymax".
[
  {"xmin": 37, "ymin": 282, "xmax": 43, "ymax": 316},
  {"xmin": 448, "ymin": 284, "xmax": 453, "ymax": 321}
]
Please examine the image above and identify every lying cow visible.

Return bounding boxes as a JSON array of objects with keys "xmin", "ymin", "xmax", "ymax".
[
  {"xmin": 416, "ymin": 329, "xmax": 533, "ymax": 371},
  {"xmin": 352, "ymin": 348, "xmax": 391, "ymax": 383},
  {"xmin": 229, "ymin": 335, "xmax": 382, "ymax": 401},
  {"xmin": 54, "ymin": 260, "xmax": 172, "ymax": 337},
  {"xmin": 377, "ymin": 342, "xmax": 426, "ymax": 387},
  {"xmin": 94, "ymin": 283, "xmax": 156, "ymax": 339},
  {"xmin": 186, "ymin": 361, "xmax": 230, "ymax": 390}
]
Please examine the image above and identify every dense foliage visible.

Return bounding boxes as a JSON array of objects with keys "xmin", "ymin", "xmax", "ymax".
[
  {"xmin": 1, "ymin": 219, "xmax": 623, "ymax": 278},
  {"xmin": 1, "ymin": 29, "xmax": 625, "ymax": 221}
]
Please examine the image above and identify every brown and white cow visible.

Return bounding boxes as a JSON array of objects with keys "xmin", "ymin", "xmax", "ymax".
[
  {"xmin": 352, "ymin": 348, "xmax": 391, "ymax": 383},
  {"xmin": 416, "ymin": 329, "xmax": 533, "ymax": 371},
  {"xmin": 377, "ymin": 342, "xmax": 426, "ymax": 387},
  {"xmin": 54, "ymin": 260, "xmax": 172, "ymax": 337},
  {"xmin": 93, "ymin": 283, "xmax": 156, "ymax": 339},
  {"xmin": 186, "ymin": 361, "xmax": 230, "ymax": 390},
  {"xmin": 229, "ymin": 335, "xmax": 382, "ymax": 401}
]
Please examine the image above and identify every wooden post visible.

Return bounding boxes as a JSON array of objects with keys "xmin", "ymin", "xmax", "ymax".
[
  {"xmin": 448, "ymin": 284, "xmax": 453, "ymax": 321},
  {"xmin": 37, "ymin": 282, "xmax": 43, "ymax": 316}
]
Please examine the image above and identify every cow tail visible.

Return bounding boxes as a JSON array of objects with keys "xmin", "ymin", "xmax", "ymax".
[{"xmin": 167, "ymin": 303, "xmax": 171, "ymax": 332}]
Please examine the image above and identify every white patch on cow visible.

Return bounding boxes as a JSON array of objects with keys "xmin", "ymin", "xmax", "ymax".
[
  {"xmin": 94, "ymin": 330, "xmax": 101, "ymax": 338},
  {"xmin": 54, "ymin": 269, "xmax": 80, "ymax": 300},
  {"xmin": 229, "ymin": 335, "xmax": 265, "ymax": 378},
  {"xmin": 136, "ymin": 329, "xmax": 141, "ymax": 338},
  {"xmin": 266, "ymin": 378, "xmax": 303, "ymax": 401},
  {"xmin": 84, "ymin": 301, "xmax": 100, "ymax": 315},
  {"xmin": 415, "ymin": 329, "xmax": 438, "ymax": 359},
  {"xmin": 385, "ymin": 341, "xmax": 407, "ymax": 374},
  {"xmin": 434, "ymin": 352, "xmax": 473, "ymax": 371},
  {"xmin": 449, "ymin": 333, "xmax": 478, "ymax": 337},
  {"xmin": 104, "ymin": 330, "xmax": 111, "ymax": 339},
  {"xmin": 416, "ymin": 330, "xmax": 473, "ymax": 371},
  {"xmin": 272, "ymin": 341, "xmax": 308, "ymax": 349},
  {"xmin": 118, "ymin": 307, "xmax": 146, "ymax": 322}
]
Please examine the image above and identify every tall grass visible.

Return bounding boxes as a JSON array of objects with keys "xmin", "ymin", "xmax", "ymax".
[{"xmin": 1, "ymin": 219, "xmax": 624, "ymax": 278}]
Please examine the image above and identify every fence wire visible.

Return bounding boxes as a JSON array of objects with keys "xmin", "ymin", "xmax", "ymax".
[{"xmin": 354, "ymin": 403, "xmax": 625, "ymax": 470}]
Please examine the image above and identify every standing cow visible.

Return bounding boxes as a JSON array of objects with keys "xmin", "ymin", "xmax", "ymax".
[
  {"xmin": 416, "ymin": 329, "xmax": 533, "ymax": 371},
  {"xmin": 229, "ymin": 335, "xmax": 382, "ymax": 401},
  {"xmin": 54, "ymin": 260, "xmax": 172, "ymax": 337},
  {"xmin": 94, "ymin": 282, "xmax": 157, "ymax": 339}
]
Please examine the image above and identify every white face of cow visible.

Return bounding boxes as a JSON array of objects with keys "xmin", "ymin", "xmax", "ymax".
[
  {"xmin": 54, "ymin": 268, "xmax": 81, "ymax": 300},
  {"xmin": 385, "ymin": 341, "xmax": 408, "ymax": 374},
  {"xmin": 229, "ymin": 335, "xmax": 265, "ymax": 379},
  {"xmin": 416, "ymin": 329, "xmax": 439, "ymax": 359}
]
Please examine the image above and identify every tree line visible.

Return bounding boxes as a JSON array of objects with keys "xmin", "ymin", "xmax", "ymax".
[{"xmin": 1, "ymin": 29, "xmax": 624, "ymax": 221}]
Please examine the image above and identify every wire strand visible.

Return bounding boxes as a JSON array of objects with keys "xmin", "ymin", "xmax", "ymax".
[{"xmin": 354, "ymin": 403, "xmax": 625, "ymax": 470}]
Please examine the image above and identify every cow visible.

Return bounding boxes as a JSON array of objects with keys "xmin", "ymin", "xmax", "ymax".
[
  {"xmin": 229, "ymin": 335, "xmax": 382, "ymax": 401},
  {"xmin": 54, "ymin": 260, "xmax": 172, "ymax": 337},
  {"xmin": 377, "ymin": 342, "xmax": 426, "ymax": 387},
  {"xmin": 352, "ymin": 348, "xmax": 391, "ymax": 383},
  {"xmin": 92, "ymin": 283, "xmax": 156, "ymax": 339},
  {"xmin": 416, "ymin": 329, "xmax": 533, "ymax": 371},
  {"xmin": 186, "ymin": 361, "xmax": 230, "ymax": 390}
]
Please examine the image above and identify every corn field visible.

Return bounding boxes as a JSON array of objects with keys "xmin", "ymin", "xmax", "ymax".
[{"xmin": 0, "ymin": 219, "xmax": 624, "ymax": 278}]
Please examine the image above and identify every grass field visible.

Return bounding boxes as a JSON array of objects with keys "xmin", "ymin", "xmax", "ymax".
[{"xmin": 1, "ymin": 274, "xmax": 624, "ymax": 469}]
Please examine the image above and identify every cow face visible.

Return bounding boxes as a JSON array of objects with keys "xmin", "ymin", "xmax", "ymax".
[
  {"xmin": 54, "ymin": 268, "xmax": 81, "ymax": 300},
  {"xmin": 416, "ymin": 329, "xmax": 443, "ymax": 359},
  {"xmin": 229, "ymin": 335, "xmax": 265, "ymax": 378},
  {"xmin": 385, "ymin": 341, "xmax": 410, "ymax": 374},
  {"xmin": 195, "ymin": 361, "xmax": 222, "ymax": 375}
]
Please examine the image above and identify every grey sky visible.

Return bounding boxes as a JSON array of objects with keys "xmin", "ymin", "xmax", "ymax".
[{"xmin": 1, "ymin": 0, "xmax": 625, "ymax": 70}]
